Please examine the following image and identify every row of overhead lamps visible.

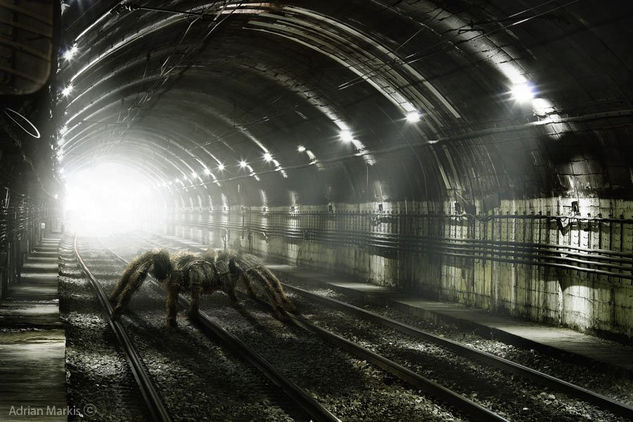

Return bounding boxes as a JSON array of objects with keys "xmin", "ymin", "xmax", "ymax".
[
  {"xmin": 170, "ymin": 158, "xmax": 269, "ymax": 184},
  {"xmin": 58, "ymin": 39, "xmax": 427, "ymax": 180},
  {"xmin": 337, "ymin": 109, "xmax": 422, "ymax": 145},
  {"xmin": 58, "ymin": 41, "xmax": 288, "ymax": 184},
  {"xmin": 61, "ymin": 45, "xmax": 78, "ymax": 98},
  {"xmin": 58, "ymin": 45, "xmax": 73, "ymax": 165}
]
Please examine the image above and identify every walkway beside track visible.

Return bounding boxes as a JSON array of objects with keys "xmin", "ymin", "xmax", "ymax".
[
  {"xmin": 273, "ymin": 266, "xmax": 633, "ymax": 377},
  {"xmin": 0, "ymin": 236, "xmax": 67, "ymax": 421}
]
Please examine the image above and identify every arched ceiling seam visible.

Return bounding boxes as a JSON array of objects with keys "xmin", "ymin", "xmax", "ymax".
[
  {"xmin": 63, "ymin": 59, "xmax": 385, "ymax": 171},
  {"xmin": 248, "ymin": 6, "xmax": 461, "ymax": 122},
  {"xmin": 63, "ymin": 91, "xmax": 285, "ymax": 181},
  {"xmin": 66, "ymin": 2, "xmax": 459, "ymax": 132}
]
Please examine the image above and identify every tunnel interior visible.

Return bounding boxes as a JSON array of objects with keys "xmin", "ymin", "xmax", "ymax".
[{"xmin": 2, "ymin": 0, "xmax": 633, "ymax": 343}]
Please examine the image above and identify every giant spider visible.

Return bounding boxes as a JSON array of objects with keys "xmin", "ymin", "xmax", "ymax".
[{"xmin": 109, "ymin": 248, "xmax": 295, "ymax": 327}]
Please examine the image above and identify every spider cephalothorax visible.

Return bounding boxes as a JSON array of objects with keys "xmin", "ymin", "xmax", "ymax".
[{"xmin": 109, "ymin": 247, "xmax": 295, "ymax": 327}]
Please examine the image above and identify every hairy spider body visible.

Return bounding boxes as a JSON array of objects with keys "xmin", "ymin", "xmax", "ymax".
[{"xmin": 109, "ymin": 247, "xmax": 295, "ymax": 327}]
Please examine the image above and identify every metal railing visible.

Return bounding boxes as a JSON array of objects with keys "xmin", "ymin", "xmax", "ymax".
[{"xmin": 170, "ymin": 209, "xmax": 633, "ymax": 282}]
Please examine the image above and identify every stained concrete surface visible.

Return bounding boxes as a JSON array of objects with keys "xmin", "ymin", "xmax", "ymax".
[{"xmin": 0, "ymin": 237, "xmax": 67, "ymax": 421}]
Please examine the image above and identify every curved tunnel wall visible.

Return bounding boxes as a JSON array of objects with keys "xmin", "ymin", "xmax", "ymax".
[{"xmin": 58, "ymin": 1, "xmax": 633, "ymax": 340}]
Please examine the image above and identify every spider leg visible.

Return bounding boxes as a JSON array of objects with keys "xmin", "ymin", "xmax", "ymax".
[
  {"xmin": 224, "ymin": 272, "xmax": 239, "ymax": 303},
  {"xmin": 200, "ymin": 263, "xmax": 216, "ymax": 295},
  {"xmin": 188, "ymin": 266, "xmax": 205, "ymax": 319},
  {"xmin": 247, "ymin": 268, "xmax": 284, "ymax": 317},
  {"xmin": 258, "ymin": 266, "xmax": 296, "ymax": 312},
  {"xmin": 165, "ymin": 278, "xmax": 179, "ymax": 328},
  {"xmin": 109, "ymin": 267, "xmax": 133, "ymax": 304},
  {"xmin": 111, "ymin": 264, "xmax": 150, "ymax": 319},
  {"xmin": 236, "ymin": 270, "xmax": 257, "ymax": 299}
]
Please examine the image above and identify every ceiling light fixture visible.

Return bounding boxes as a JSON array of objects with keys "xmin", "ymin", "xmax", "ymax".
[
  {"xmin": 61, "ymin": 84, "xmax": 73, "ymax": 97},
  {"xmin": 511, "ymin": 82, "xmax": 535, "ymax": 103},
  {"xmin": 63, "ymin": 45, "xmax": 78, "ymax": 61},
  {"xmin": 405, "ymin": 110, "xmax": 421, "ymax": 123},
  {"xmin": 339, "ymin": 129, "xmax": 354, "ymax": 143}
]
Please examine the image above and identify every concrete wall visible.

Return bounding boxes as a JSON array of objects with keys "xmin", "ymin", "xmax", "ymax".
[{"xmin": 172, "ymin": 197, "xmax": 633, "ymax": 341}]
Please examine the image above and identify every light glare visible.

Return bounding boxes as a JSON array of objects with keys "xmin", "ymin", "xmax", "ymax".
[
  {"xmin": 297, "ymin": 145, "xmax": 306, "ymax": 152},
  {"xmin": 340, "ymin": 129, "xmax": 354, "ymax": 143},
  {"xmin": 239, "ymin": 160, "xmax": 248, "ymax": 168},
  {"xmin": 63, "ymin": 45, "xmax": 78, "ymax": 61},
  {"xmin": 406, "ymin": 111, "xmax": 421, "ymax": 123},
  {"xmin": 218, "ymin": 163, "xmax": 225, "ymax": 171},
  {"xmin": 511, "ymin": 82, "xmax": 534, "ymax": 103},
  {"xmin": 61, "ymin": 84, "xmax": 73, "ymax": 97},
  {"xmin": 263, "ymin": 152, "xmax": 273, "ymax": 162}
]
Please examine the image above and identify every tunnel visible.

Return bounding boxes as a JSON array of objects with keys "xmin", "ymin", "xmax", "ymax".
[{"xmin": 1, "ymin": 1, "xmax": 633, "ymax": 421}]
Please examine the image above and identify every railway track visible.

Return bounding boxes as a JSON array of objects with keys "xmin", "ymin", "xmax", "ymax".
[
  {"xmin": 60, "ymin": 237, "xmax": 156, "ymax": 421},
  {"xmin": 73, "ymin": 236, "xmax": 172, "ymax": 422},
  {"xmin": 101, "ymin": 241, "xmax": 340, "ymax": 422},
  {"xmin": 281, "ymin": 283, "xmax": 633, "ymax": 420},
  {"xmin": 146, "ymin": 233, "xmax": 633, "ymax": 421}
]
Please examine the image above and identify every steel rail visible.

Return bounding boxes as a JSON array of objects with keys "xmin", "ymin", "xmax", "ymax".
[
  {"xmin": 283, "ymin": 283, "xmax": 633, "ymax": 420},
  {"xmin": 104, "ymin": 246, "xmax": 341, "ymax": 422},
  {"xmin": 254, "ymin": 299, "xmax": 507, "ymax": 422},
  {"xmin": 73, "ymin": 236, "xmax": 173, "ymax": 422}
]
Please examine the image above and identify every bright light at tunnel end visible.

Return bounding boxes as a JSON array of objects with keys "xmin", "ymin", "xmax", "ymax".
[{"xmin": 62, "ymin": 163, "xmax": 168, "ymax": 237}]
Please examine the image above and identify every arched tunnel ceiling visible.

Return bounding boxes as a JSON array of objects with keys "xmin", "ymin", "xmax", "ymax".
[{"xmin": 57, "ymin": 1, "xmax": 633, "ymax": 207}]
